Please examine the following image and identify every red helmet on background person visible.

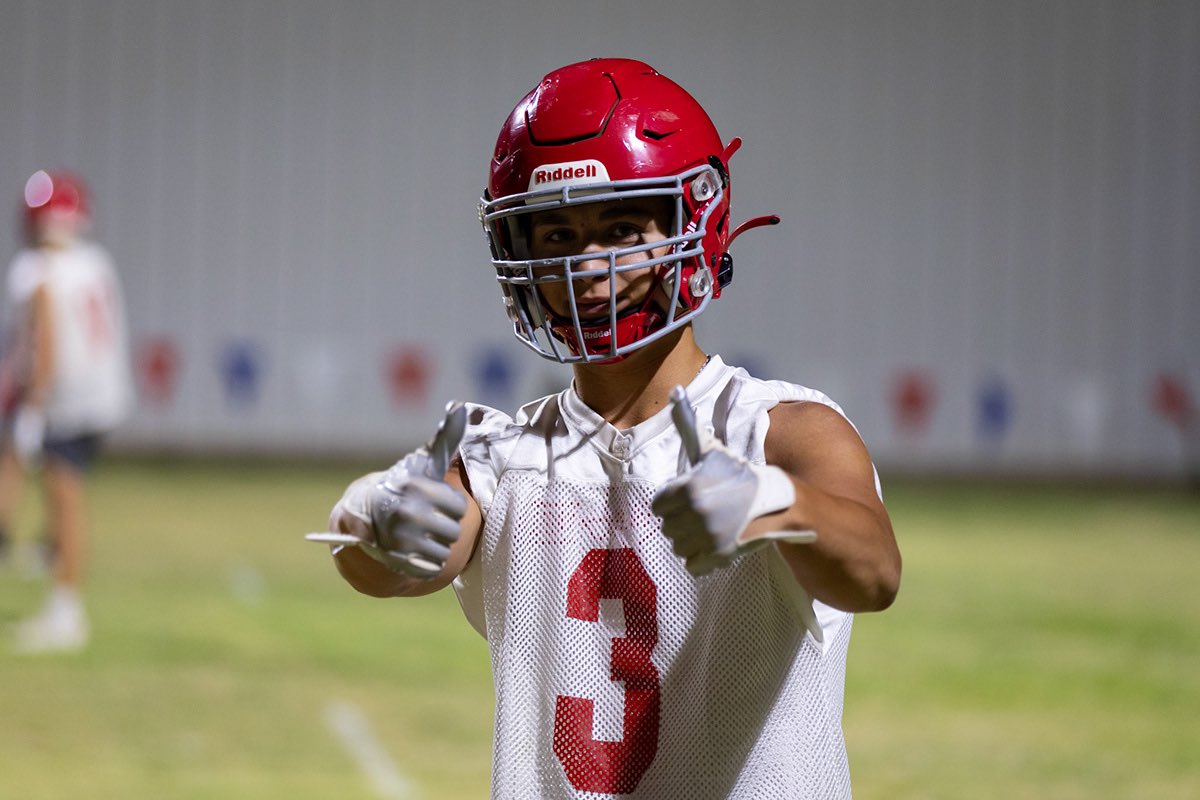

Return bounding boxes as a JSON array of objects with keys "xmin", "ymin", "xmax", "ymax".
[
  {"xmin": 480, "ymin": 58, "xmax": 778, "ymax": 363},
  {"xmin": 22, "ymin": 169, "xmax": 91, "ymax": 246}
]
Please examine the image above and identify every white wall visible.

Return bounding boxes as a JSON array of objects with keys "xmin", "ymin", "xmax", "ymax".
[{"xmin": 1, "ymin": 0, "xmax": 1196, "ymax": 477}]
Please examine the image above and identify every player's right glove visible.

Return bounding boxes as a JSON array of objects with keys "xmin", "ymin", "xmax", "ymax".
[{"xmin": 312, "ymin": 402, "xmax": 468, "ymax": 579}]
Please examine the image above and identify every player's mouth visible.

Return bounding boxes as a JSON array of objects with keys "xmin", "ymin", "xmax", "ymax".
[{"xmin": 574, "ymin": 301, "xmax": 616, "ymax": 319}]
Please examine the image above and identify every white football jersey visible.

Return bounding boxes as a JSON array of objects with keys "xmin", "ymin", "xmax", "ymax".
[
  {"xmin": 455, "ymin": 356, "xmax": 867, "ymax": 799},
  {"xmin": 4, "ymin": 241, "xmax": 133, "ymax": 437}
]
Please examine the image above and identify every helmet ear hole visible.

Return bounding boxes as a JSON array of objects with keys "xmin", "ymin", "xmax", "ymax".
[{"xmin": 716, "ymin": 253, "xmax": 734, "ymax": 289}]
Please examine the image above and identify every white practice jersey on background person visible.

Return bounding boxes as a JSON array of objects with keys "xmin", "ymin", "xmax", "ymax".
[
  {"xmin": 454, "ymin": 356, "xmax": 873, "ymax": 800},
  {"xmin": 4, "ymin": 241, "xmax": 133, "ymax": 437}
]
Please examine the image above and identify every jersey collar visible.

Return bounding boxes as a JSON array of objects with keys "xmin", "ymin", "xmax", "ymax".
[{"xmin": 559, "ymin": 354, "xmax": 730, "ymax": 460}]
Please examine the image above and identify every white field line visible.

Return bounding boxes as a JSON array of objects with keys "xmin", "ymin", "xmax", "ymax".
[{"xmin": 324, "ymin": 700, "xmax": 418, "ymax": 800}]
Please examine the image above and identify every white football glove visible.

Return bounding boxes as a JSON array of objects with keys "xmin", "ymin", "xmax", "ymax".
[
  {"xmin": 12, "ymin": 405, "xmax": 45, "ymax": 468},
  {"xmin": 652, "ymin": 386, "xmax": 816, "ymax": 576},
  {"xmin": 309, "ymin": 402, "xmax": 468, "ymax": 579}
]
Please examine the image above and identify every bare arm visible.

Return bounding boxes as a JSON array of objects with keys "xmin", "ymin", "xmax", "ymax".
[
  {"xmin": 742, "ymin": 401, "xmax": 901, "ymax": 613},
  {"xmin": 25, "ymin": 283, "xmax": 55, "ymax": 408},
  {"xmin": 329, "ymin": 458, "xmax": 483, "ymax": 598}
]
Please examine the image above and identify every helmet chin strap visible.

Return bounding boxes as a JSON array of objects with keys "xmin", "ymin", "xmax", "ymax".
[{"xmin": 729, "ymin": 214, "xmax": 780, "ymax": 245}]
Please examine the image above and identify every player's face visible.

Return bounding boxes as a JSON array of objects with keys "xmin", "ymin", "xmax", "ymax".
[
  {"xmin": 31, "ymin": 209, "xmax": 86, "ymax": 247},
  {"xmin": 527, "ymin": 197, "xmax": 675, "ymax": 320}
]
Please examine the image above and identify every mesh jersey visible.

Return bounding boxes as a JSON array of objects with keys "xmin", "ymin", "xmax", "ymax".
[
  {"xmin": 4, "ymin": 242, "xmax": 132, "ymax": 436},
  {"xmin": 455, "ymin": 356, "xmax": 864, "ymax": 799}
]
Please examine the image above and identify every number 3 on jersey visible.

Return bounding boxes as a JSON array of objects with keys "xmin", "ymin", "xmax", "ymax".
[{"xmin": 554, "ymin": 548, "xmax": 660, "ymax": 794}]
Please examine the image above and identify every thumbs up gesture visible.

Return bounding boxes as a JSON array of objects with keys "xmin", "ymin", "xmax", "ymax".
[
  {"xmin": 651, "ymin": 387, "xmax": 816, "ymax": 576},
  {"xmin": 308, "ymin": 402, "xmax": 469, "ymax": 578}
]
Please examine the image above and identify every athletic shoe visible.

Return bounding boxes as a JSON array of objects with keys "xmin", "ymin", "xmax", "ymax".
[{"xmin": 11, "ymin": 588, "xmax": 89, "ymax": 654}]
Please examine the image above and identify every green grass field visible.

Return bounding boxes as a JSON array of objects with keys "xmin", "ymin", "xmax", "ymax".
[{"xmin": 0, "ymin": 459, "xmax": 1196, "ymax": 799}]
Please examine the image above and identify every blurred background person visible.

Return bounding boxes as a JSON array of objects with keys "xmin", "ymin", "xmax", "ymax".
[{"xmin": 0, "ymin": 170, "xmax": 133, "ymax": 653}]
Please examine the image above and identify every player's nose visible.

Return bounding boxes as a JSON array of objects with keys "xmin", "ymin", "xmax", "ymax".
[
  {"xmin": 576, "ymin": 241, "xmax": 616, "ymax": 271},
  {"xmin": 571, "ymin": 244, "xmax": 616, "ymax": 295}
]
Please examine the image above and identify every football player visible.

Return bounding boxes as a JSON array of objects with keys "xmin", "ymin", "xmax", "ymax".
[
  {"xmin": 316, "ymin": 59, "xmax": 900, "ymax": 798},
  {"xmin": 1, "ymin": 170, "xmax": 133, "ymax": 653}
]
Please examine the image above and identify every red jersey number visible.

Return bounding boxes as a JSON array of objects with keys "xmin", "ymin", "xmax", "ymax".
[
  {"xmin": 554, "ymin": 548, "xmax": 660, "ymax": 794},
  {"xmin": 81, "ymin": 284, "xmax": 115, "ymax": 348}
]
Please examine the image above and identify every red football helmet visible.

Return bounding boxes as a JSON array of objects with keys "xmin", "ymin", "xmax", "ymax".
[
  {"xmin": 22, "ymin": 170, "xmax": 90, "ymax": 245},
  {"xmin": 481, "ymin": 58, "xmax": 777, "ymax": 363}
]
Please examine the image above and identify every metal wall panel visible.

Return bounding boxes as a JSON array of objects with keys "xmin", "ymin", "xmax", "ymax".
[{"xmin": 1, "ymin": 0, "xmax": 1195, "ymax": 477}]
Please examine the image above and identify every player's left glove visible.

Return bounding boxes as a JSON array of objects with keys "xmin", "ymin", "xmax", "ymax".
[{"xmin": 652, "ymin": 386, "xmax": 816, "ymax": 576}]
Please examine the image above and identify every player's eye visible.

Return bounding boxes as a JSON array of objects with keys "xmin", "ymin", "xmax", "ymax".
[
  {"xmin": 539, "ymin": 228, "xmax": 576, "ymax": 246},
  {"xmin": 608, "ymin": 222, "xmax": 642, "ymax": 243}
]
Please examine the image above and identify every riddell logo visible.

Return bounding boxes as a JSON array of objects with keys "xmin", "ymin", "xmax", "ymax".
[
  {"xmin": 528, "ymin": 159, "xmax": 610, "ymax": 193},
  {"xmin": 581, "ymin": 327, "xmax": 612, "ymax": 340},
  {"xmin": 534, "ymin": 163, "xmax": 596, "ymax": 184}
]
